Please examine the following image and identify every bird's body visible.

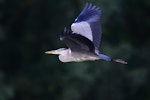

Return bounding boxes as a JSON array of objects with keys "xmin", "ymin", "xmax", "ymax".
[
  {"xmin": 57, "ymin": 48, "xmax": 99, "ymax": 62},
  {"xmin": 45, "ymin": 3, "xmax": 127, "ymax": 64}
]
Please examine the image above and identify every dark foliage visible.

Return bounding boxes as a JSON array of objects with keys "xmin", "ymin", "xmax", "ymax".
[{"xmin": 0, "ymin": 0, "xmax": 150, "ymax": 100}]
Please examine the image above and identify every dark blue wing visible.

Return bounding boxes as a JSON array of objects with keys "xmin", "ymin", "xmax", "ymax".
[
  {"xmin": 60, "ymin": 28, "xmax": 95, "ymax": 53},
  {"xmin": 71, "ymin": 3, "xmax": 102, "ymax": 49}
]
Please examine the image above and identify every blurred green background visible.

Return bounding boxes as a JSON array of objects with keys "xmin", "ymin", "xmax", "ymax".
[{"xmin": 0, "ymin": 0, "xmax": 150, "ymax": 100}]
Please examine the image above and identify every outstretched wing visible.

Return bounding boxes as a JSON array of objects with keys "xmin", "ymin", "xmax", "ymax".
[
  {"xmin": 60, "ymin": 28, "xmax": 95, "ymax": 53},
  {"xmin": 71, "ymin": 3, "xmax": 102, "ymax": 49}
]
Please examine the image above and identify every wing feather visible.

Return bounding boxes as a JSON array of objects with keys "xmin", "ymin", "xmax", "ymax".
[
  {"xmin": 71, "ymin": 3, "xmax": 102, "ymax": 49},
  {"xmin": 60, "ymin": 28, "xmax": 95, "ymax": 53}
]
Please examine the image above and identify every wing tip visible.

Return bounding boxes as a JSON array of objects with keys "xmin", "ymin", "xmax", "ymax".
[
  {"xmin": 63, "ymin": 27, "xmax": 71, "ymax": 34},
  {"xmin": 60, "ymin": 27, "xmax": 72, "ymax": 40},
  {"xmin": 75, "ymin": 3, "xmax": 102, "ymax": 23},
  {"xmin": 84, "ymin": 2, "xmax": 101, "ymax": 13}
]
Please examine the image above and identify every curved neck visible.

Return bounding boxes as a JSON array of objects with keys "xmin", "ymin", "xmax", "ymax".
[{"xmin": 59, "ymin": 49, "xmax": 75, "ymax": 62}]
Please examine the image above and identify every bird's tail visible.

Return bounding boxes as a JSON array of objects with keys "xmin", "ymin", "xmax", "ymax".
[{"xmin": 112, "ymin": 59, "xmax": 127, "ymax": 64}]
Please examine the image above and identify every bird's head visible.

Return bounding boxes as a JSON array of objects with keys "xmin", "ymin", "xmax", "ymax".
[{"xmin": 45, "ymin": 48, "xmax": 67, "ymax": 55}]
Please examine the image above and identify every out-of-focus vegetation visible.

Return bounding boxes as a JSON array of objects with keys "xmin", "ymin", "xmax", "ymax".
[{"xmin": 0, "ymin": 0, "xmax": 150, "ymax": 100}]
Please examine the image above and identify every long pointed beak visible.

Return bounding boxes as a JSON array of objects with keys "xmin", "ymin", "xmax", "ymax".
[{"xmin": 45, "ymin": 51, "xmax": 55, "ymax": 54}]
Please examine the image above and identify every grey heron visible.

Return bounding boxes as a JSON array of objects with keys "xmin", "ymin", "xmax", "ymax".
[{"xmin": 45, "ymin": 3, "xmax": 127, "ymax": 64}]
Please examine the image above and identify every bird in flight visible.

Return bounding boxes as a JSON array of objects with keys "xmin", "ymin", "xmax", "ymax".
[{"xmin": 45, "ymin": 3, "xmax": 127, "ymax": 64}]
